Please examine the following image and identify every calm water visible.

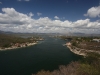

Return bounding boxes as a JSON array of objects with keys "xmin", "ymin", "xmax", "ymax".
[{"xmin": 0, "ymin": 37, "xmax": 82, "ymax": 75}]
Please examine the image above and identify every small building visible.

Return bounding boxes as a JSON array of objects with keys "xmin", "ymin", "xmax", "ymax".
[{"xmin": 93, "ymin": 39, "xmax": 100, "ymax": 42}]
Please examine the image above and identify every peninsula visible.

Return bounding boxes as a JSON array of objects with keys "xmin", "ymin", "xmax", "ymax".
[
  {"xmin": 0, "ymin": 33, "xmax": 43, "ymax": 51},
  {"xmin": 65, "ymin": 37, "xmax": 100, "ymax": 56}
]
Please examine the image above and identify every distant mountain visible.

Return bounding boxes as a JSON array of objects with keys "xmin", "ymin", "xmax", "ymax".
[
  {"xmin": 61, "ymin": 32, "xmax": 100, "ymax": 37},
  {"xmin": 0, "ymin": 30, "xmax": 14, "ymax": 34},
  {"xmin": 0, "ymin": 30, "xmax": 100, "ymax": 37}
]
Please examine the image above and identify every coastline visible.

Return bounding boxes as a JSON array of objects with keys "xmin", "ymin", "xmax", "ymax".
[
  {"xmin": 0, "ymin": 42, "xmax": 37, "ymax": 51},
  {"xmin": 67, "ymin": 45, "xmax": 86, "ymax": 56},
  {"xmin": 67, "ymin": 45, "xmax": 100, "ymax": 56}
]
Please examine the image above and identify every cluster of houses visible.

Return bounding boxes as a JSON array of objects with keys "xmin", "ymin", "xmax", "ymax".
[
  {"xmin": 11, "ymin": 43, "xmax": 27, "ymax": 48},
  {"xmin": 10, "ymin": 42, "xmax": 37, "ymax": 48},
  {"xmin": 0, "ymin": 42, "xmax": 37, "ymax": 50},
  {"xmin": 10, "ymin": 37, "xmax": 44, "ymax": 48}
]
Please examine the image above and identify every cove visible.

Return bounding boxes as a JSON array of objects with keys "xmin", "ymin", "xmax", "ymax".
[{"xmin": 0, "ymin": 37, "xmax": 82, "ymax": 75}]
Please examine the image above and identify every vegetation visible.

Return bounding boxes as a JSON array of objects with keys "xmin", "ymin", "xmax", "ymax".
[
  {"xmin": 0, "ymin": 33, "xmax": 41, "ymax": 48},
  {"xmin": 32, "ymin": 36, "xmax": 100, "ymax": 75},
  {"xmin": 60, "ymin": 36, "xmax": 72, "ymax": 41},
  {"xmin": 32, "ymin": 52, "xmax": 100, "ymax": 75},
  {"xmin": 71, "ymin": 37, "xmax": 100, "ymax": 51},
  {"xmin": 1, "ymin": 34, "xmax": 100, "ymax": 75},
  {"xmin": 60, "ymin": 36, "xmax": 100, "ymax": 51}
]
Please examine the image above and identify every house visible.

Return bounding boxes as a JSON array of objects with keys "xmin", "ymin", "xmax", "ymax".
[{"xmin": 93, "ymin": 39, "xmax": 100, "ymax": 42}]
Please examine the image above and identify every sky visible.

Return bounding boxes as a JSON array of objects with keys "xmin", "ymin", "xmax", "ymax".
[{"xmin": 0, "ymin": 0, "xmax": 100, "ymax": 34}]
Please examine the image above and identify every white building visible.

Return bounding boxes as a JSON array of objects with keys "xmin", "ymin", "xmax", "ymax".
[{"xmin": 93, "ymin": 39, "xmax": 100, "ymax": 42}]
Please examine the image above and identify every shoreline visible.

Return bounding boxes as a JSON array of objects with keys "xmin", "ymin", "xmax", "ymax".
[
  {"xmin": 0, "ymin": 42, "xmax": 37, "ymax": 51},
  {"xmin": 67, "ymin": 45, "xmax": 86, "ymax": 56},
  {"xmin": 67, "ymin": 45, "xmax": 100, "ymax": 56}
]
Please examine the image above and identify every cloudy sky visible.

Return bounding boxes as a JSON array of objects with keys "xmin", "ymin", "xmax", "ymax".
[{"xmin": 0, "ymin": 0, "xmax": 100, "ymax": 33}]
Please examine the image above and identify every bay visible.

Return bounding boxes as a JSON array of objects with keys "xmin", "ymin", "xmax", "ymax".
[{"xmin": 0, "ymin": 37, "xmax": 82, "ymax": 75}]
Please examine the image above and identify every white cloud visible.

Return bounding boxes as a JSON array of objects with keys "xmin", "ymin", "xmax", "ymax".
[
  {"xmin": 37, "ymin": 12, "xmax": 42, "ymax": 16},
  {"xmin": 0, "ymin": 2, "xmax": 2, "ymax": 4},
  {"xmin": 54, "ymin": 16, "xmax": 60, "ymax": 19},
  {"xmin": 0, "ymin": 8, "xmax": 100, "ymax": 33},
  {"xmin": 84, "ymin": 6, "xmax": 100, "ymax": 18},
  {"xmin": 29, "ymin": 12, "xmax": 34, "ymax": 17}
]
